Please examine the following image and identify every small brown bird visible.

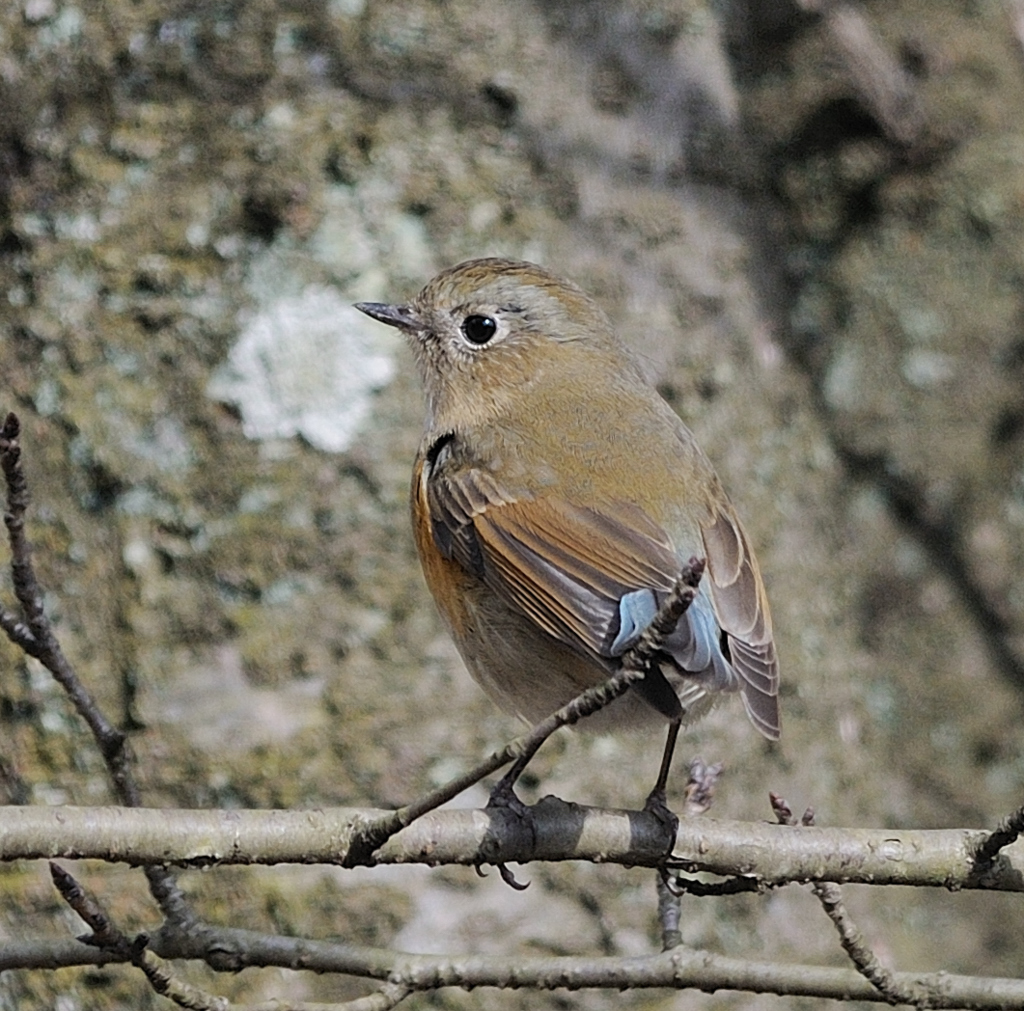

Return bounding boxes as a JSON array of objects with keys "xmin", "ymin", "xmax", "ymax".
[{"xmin": 357, "ymin": 258, "xmax": 779, "ymax": 782}]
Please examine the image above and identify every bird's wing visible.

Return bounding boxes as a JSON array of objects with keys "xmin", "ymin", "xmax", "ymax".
[
  {"xmin": 428, "ymin": 463, "xmax": 679, "ymax": 659},
  {"xmin": 426, "ymin": 454, "xmax": 706, "ymax": 720},
  {"xmin": 700, "ymin": 502, "xmax": 781, "ymax": 739}
]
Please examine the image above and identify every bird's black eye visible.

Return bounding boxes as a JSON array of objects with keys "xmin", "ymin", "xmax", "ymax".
[{"xmin": 461, "ymin": 314, "xmax": 497, "ymax": 345}]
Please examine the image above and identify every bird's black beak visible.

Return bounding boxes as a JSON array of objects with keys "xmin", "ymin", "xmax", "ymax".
[{"xmin": 354, "ymin": 302, "xmax": 422, "ymax": 332}]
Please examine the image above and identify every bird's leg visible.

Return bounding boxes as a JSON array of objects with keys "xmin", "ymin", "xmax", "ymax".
[
  {"xmin": 486, "ymin": 739, "xmax": 544, "ymax": 816},
  {"xmin": 486, "ymin": 742, "xmax": 544, "ymax": 890},
  {"xmin": 654, "ymin": 718, "xmax": 681, "ymax": 795},
  {"xmin": 644, "ymin": 718, "xmax": 681, "ymax": 828}
]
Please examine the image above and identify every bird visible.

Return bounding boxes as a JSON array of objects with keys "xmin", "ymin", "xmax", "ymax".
[{"xmin": 356, "ymin": 257, "xmax": 779, "ymax": 791}]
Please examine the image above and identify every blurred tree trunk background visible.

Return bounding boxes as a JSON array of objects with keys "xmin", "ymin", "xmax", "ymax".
[{"xmin": 1, "ymin": 0, "xmax": 1023, "ymax": 1007}]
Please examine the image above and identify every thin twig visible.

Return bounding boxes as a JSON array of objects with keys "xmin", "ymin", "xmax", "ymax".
[
  {"xmin": 133, "ymin": 946, "xmax": 231, "ymax": 1011},
  {"xmin": 54, "ymin": 861, "xmax": 409, "ymax": 1009},
  {"xmin": 972, "ymin": 803, "xmax": 1024, "ymax": 870},
  {"xmin": 656, "ymin": 872, "xmax": 682, "ymax": 951},
  {"xmin": 1, "ymin": 415, "xmax": 130, "ymax": 785},
  {"xmin": 775, "ymin": 798, "xmax": 930, "ymax": 1007},
  {"xmin": 0, "ymin": 600, "xmax": 38, "ymax": 651},
  {"xmin": 813, "ymin": 880, "xmax": 928, "ymax": 1007},
  {"xmin": 14, "ymin": 921, "xmax": 1024, "ymax": 1008},
  {"xmin": 1, "ymin": 414, "xmax": 191, "ymax": 927},
  {"xmin": 51, "ymin": 862, "xmax": 226, "ymax": 1009},
  {"xmin": 50, "ymin": 862, "xmax": 131, "ymax": 956}
]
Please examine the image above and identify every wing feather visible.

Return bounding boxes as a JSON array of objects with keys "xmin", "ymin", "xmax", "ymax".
[
  {"xmin": 473, "ymin": 498, "xmax": 679, "ymax": 658},
  {"xmin": 701, "ymin": 504, "xmax": 780, "ymax": 739}
]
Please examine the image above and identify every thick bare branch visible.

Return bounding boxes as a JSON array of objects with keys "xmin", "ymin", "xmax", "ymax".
[{"xmin": 4, "ymin": 803, "xmax": 1024, "ymax": 891}]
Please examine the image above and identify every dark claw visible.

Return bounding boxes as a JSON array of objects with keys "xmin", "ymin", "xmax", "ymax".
[
  {"xmin": 497, "ymin": 863, "xmax": 530, "ymax": 891},
  {"xmin": 659, "ymin": 866, "xmax": 684, "ymax": 897}
]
